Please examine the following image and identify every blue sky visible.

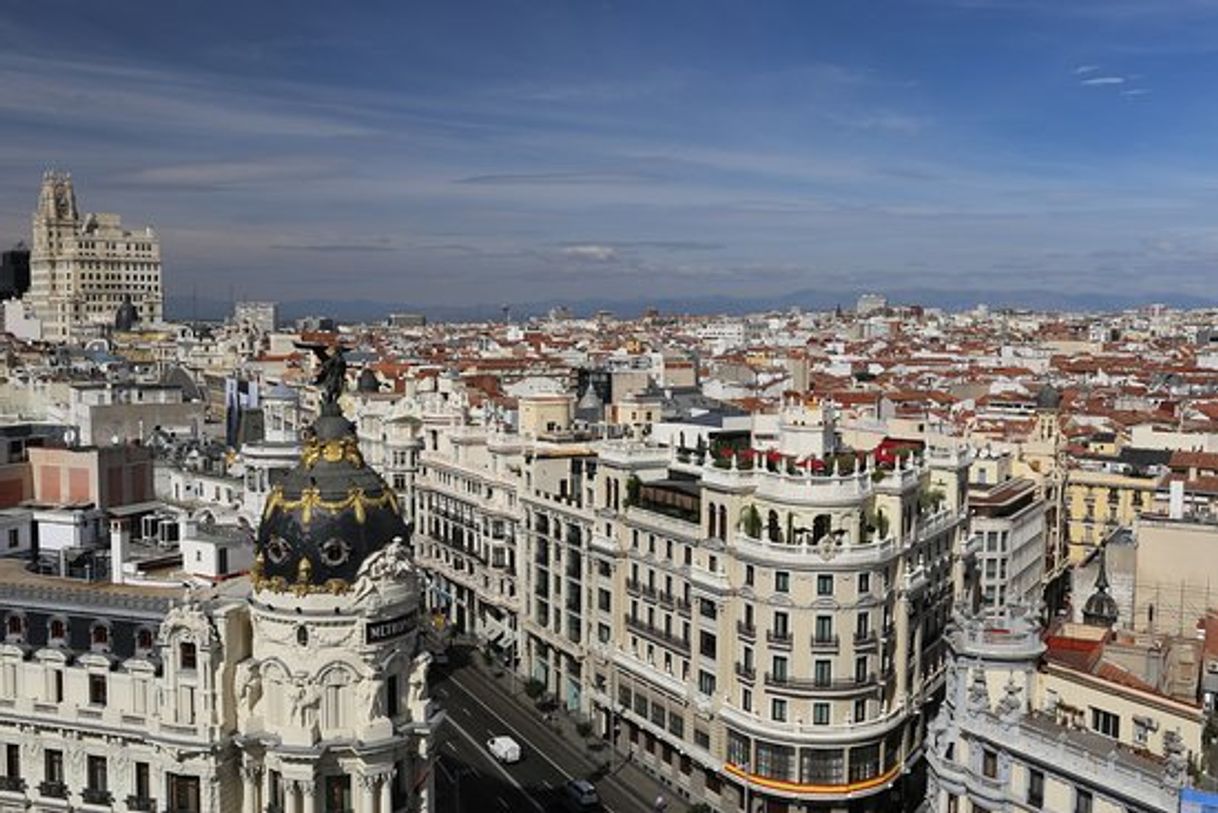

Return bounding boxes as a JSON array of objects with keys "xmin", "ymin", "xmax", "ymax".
[{"xmin": 1, "ymin": 0, "xmax": 1217, "ymax": 310}]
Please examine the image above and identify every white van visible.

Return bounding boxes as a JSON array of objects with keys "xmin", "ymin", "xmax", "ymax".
[{"xmin": 487, "ymin": 735, "xmax": 522, "ymax": 764}]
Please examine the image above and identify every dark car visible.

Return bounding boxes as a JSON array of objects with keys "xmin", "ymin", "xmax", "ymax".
[{"xmin": 560, "ymin": 778, "xmax": 601, "ymax": 812}]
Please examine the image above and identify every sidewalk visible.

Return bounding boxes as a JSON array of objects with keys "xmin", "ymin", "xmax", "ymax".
[{"xmin": 464, "ymin": 654, "xmax": 690, "ymax": 812}]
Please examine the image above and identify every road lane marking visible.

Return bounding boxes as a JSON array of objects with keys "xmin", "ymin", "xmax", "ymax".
[
  {"xmin": 442, "ymin": 717, "xmax": 544, "ymax": 813},
  {"xmin": 445, "ymin": 741, "xmax": 458, "ymax": 754},
  {"xmin": 449, "ymin": 674, "xmax": 618, "ymax": 813}
]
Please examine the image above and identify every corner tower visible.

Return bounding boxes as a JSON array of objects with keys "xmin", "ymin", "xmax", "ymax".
[{"xmin": 237, "ymin": 364, "xmax": 436, "ymax": 813}]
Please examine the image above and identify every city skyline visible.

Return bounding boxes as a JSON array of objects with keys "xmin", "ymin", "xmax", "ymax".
[{"xmin": 1, "ymin": 1, "xmax": 1217, "ymax": 310}]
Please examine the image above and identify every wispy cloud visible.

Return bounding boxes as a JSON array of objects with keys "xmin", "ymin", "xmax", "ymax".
[
  {"xmin": 1074, "ymin": 64, "xmax": 1101, "ymax": 74},
  {"xmin": 1080, "ymin": 75, "xmax": 1126, "ymax": 85},
  {"xmin": 455, "ymin": 170, "xmax": 661, "ymax": 186},
  {"xmin": 559, "ymin": 244, "xmax": 619, "ymax": 262}
]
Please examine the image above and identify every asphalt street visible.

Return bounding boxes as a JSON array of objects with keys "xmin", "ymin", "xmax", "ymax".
[{"xmin": 432, "ymin": 661, "xmax": 671, "ymax": 813}]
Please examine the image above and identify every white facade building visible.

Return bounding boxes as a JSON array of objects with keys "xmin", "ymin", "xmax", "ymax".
[{"xmin": 27, "ymin": 172, "xmax": 164, "ymax": 342}]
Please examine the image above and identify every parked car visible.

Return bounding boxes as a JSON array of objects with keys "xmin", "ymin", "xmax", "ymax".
[
  {"xmin": 487, "ymin": 735, "xmax": 522, "ymax": 764},
  {"xmin": 560, "ymin": 778, "xmax": 601, "ymax": 812}
]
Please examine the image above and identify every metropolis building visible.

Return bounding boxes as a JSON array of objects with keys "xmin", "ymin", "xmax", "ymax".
[
  {"xmin": 27, "ymin": 171, "xmax": 164, "ymax": 342},
  {"xmin": 0, "ymin": 388, "xmax": 436, "ymax": 811}
]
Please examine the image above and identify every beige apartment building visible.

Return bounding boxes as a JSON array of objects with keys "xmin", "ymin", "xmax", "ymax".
[
  {"xmin": 27, "ymin": 171, "xmax": 164, "ymax": 342},
  {"xmin": 408, "ymin": 395, "xmax": 972, "ymax": 811}
]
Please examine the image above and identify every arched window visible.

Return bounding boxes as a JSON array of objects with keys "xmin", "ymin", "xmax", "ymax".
[
  {"xmin": 718, "ymin": 505, "xmax": 727, "ymax": 541},
  {"xmin": 813, "ymin": 515, "xmax": 831, "ymax": 542},
  {"xmin": 767, "ymin": 511, "xmax": 782, "ymax": 543},
  {"xmin": 136, "ymin": 628, "xmax": 154, "ymax": 652},
  {"xmin": 49, "ymin": 618, "xmax": 66, "ymax": 643},
  {"xmin": 91, "ymin": 624, "xmax": 110, "ymax": 648},
  {"xmin": 5, "ymin": 615, "xmax": 22, "ymax": 638},
  {"xmin": 707, "ymin": 502, "xmax": 717, "ymax": 540}
]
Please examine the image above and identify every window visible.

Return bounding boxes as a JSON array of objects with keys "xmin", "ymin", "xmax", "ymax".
[
  {"xmin": 4, "ymin": 743, "xmax": 18, "ymax": 779},
  {"xmin": 6, "ymin": 529, "xmax": 16, "ymax": 548},
  {"xmin": 771, "ymin": 698, "xmax": 787, "ymax": 722},
  {"xmin": 815, "ymin": 615, "xmax": 834, "ymax": 643},
  {"xmin": 91, "ymin": 624, "xmax": 110, "ymax": 648},
  {"xmin": 52, "ymin": 670, "xmax": 63, "ymax": 703},
  {"xmin": 48, "ymin": 619, "xmax": 66, "ymax": 643},
  {"xmin": 179, "ymin": 642, "xmax": 197, "ymax": 671},
  {"xmin": 812, "ymin": 702, "xmax": 829, "ymax": 725},
  {"xmin": 853, "ymin": 698, "xmax": 867, "ymax": 722},
  {"xmin": 814, "ymin": 659, "xmax": 831, "ymax": 685},
  {"xmin": 387, "ymin": 674, "xmax": 399, "ymax": 718},
  {"xmin": 700, "ymin": 599, "xmax": 716, "ymax": 620},
  {"xmin": 772, "ymin": 655, "xmax": 788, "ymax": 680},
  {"xmin": 1090, "ymin": 707, "xmax": 1120, "ymax": 739},
  {"xmin": 86, "ymin": 755, "xmax": 107, "ymax": 792},
  {"xmin": 772, "ymin": 611, "xmax": 789, "ymax": 637},
  {"xmin": 697, "ymin": 670, "xmax": 715, "ymax": 696},
  {"xmin": 4, "ymin": 616, "xmax": 20, "ymax": 638},
  {"xmin": 817, "ymin": 574, "xmax": 834, "ymax": 596},
  {"xmin": 742, "ymin": 688, "xmax": 752, "ymax": 712},
  {"xmin": 135, "ymin": 762, "xmax": 150, "ymax": 801},
  {"xmin": 982, "ymin": 749, "xmax": 997, "ymax": 779},
  {"xmin": 1074, "ymin": 789, "xmax": 1093, "ymax": 813},
  {"xmin": 1028, "ymin": 768, "xmax": 1044, "ymax": 808},
  {"xmin": 44, "ymin": 749, "xmax": 63, "ymax": 783},
  {"xmin": 89, "ymin": 674, "xmax": 107, "ymax": 706},
  {"xmin": 136, "ymin": 628, "xmax": 154, "ymax": 652},
  {"xmin": 858, "ymin": 572, "xmax": 870, "ymax": 594},
  {"xmin": 744, "ymin": 565, "xmax": 754, "ymax": 587},
  {"xmin": 699, "ymin": 631, "xmax": 717, "ymax": 659},
  {"xmin": 774, "ymin": 571, "xmax": 790, "ymax": 593}
]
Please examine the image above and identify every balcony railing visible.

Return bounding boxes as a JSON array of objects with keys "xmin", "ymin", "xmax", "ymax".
[
  {"xmin": 82, "ymin": 787, "xmax": 113, "ymax": 805},
  {"xmin": 735, "ymin": 662, "xmax": 756, "ymax": 681},
  {"xmin": 39, "ymin": 781, "xmax": 67, "ymax": 799},
  {"xmin": 766, "ymin": 629, "xmax": 793, "ymax": 648},
  {"xmin": 624, "ymin": 614, "xmax": 691, "ymax": 655},
  {"xmin": 810, "ymin": 633, "xmax": 840, "ymax": 653},
  {"xmin": 125, "ymin": 797, "xmax": 156, "ymax": 812},
  {"xmin": 764, "ymin": 671, "xmax": 879, "ymax": 695},
  {"xmin": 0, "ymin": 776, "xmax": 24, "ymax": 793},
  {"xmin": 737, "ymin": 621, "xmax": 756, "ymax": 639},
  {"xmin": 854, "ymin": 630, "xmax": 878, "ymax": 650}
]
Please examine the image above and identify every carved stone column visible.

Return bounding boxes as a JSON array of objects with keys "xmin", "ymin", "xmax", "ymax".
[
  {"xmin": 300, "ymin": 780, "xmax": 316, "ymax": 813},
  {"xmin": 240, "ymin": 762, "xmax": 261, "ymax": 813},
  {"xmin": 358, "ymin": 773, "xmax": 377, "ymax": 812},
  {"xmin": 378, "ymin": 771, "xmax": 393, "ymax": 813}
]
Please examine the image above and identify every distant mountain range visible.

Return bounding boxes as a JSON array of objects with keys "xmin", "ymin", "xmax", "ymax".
[{"xmin": 166, "ymin": 287, "xmax": 1218, "ymax": 325}]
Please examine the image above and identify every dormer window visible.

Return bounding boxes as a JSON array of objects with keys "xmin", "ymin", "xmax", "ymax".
[
  {"xmin": 136, "ymin": 628, "xmax": 154, "ymax": 653},
  {"xmin": 179, "ymin": 642, "xmax": 197, "ymax": 671},
  {"xmin": 91, "ymin": 623, "xmax": 110, "ymax": 650},
  {"xmin": 48, "ymin": 618, "xmax": 67, "ymax": 645}
]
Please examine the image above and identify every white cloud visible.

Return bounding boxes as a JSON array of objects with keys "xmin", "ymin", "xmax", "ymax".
[
  {"xmin": 1074, "ymin": 64, "xmax": 1101, "ymax": 74},
  {"xmin": 560, "ymin": 244, "xmax": 618, "ymax": 262},
  {"xmin": 1080, "ymin": 75, "xmax": 1126, "ymax": 85},
  {"xmin": 1121, "ymin": 88, "xmax": 1151, "ymax": 96}
]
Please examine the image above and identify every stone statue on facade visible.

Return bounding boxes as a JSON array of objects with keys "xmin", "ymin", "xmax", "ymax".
[
  {"xmin": 352, "ymin": 537, "xmax": 413, "ymax": 603},
  {"xmin": 407, "ymin": 652, "xmax": 432, "ymax": 718},
  {"xmin": 359, "ymin": 669, "xmax": 386, "ymax": 719},
  {"xmin": 235, "ymin": 661, "xmax": 262, "ymax": 726}
]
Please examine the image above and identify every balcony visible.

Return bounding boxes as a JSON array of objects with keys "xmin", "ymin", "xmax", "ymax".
[
  {"xmin": 624, "ymin": 614, "xmax": 690, "ymax": 655},
  {"xmin": 764, "ymin": 671, "xmax": 879, "ymax": 696},
  {"xmin": 624, "ymin": 579, "xmax": 658, "ymax": 600},
  {"xmin": 854, "ymin": 630, "xmax": 879, "ymax": 651},
  {"xmin": 125, "ymin": 797, "xmax": 156, "ymax": 812},
  {"xmin": 734, "ymin": 662, "xmax": 756, "ymax": 681},
  {"xmin": 82, "ymin": 787, "xmax": 113, "ymax": 805},
  {"xmin": 39, "ymin": 781, "xmax": 68, "ymax": 799},
  {"xmin": 766, "ymin": 629, "xmax": 793, "ymax": 649},
  {"xmin": 811, "ymin": 634, "xmax": 840, "ymax": 653},
  {"xmin": 0, "ymin": 776, "xmax": 24, "ymax": 793},
  {"xmin": 736, "ymin": 621, "xmax": 756, "ymax": 640}
]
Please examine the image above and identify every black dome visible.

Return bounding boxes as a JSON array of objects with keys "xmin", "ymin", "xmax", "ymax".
[
  {"xmin": 252, "ymin": 406, "xmax": 407, "ymax": 594},
  {"xmin": 1036, "ymin": 385, "xmax": 1061, "ymax": 411}
]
